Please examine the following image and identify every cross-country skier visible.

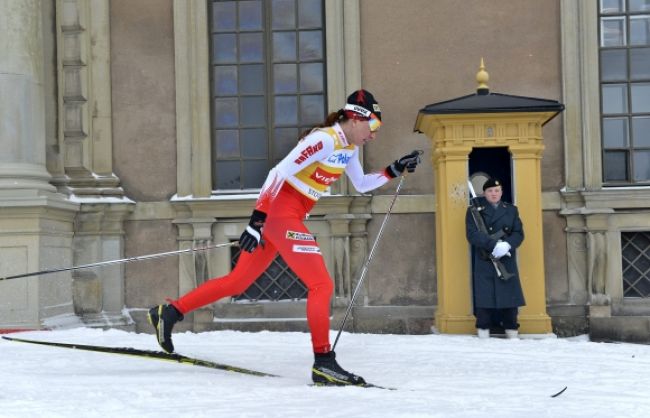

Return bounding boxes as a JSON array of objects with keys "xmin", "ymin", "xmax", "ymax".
[{"xmin": 148, "ymin": 89, "xmax": 421, "ymax": 386}]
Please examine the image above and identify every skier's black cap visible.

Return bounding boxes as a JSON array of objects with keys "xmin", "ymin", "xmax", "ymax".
[{"xmin": 344, "ymin": 89, "xmax": 382, "ymax": 121}]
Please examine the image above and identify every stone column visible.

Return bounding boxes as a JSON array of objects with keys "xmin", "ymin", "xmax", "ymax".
[
  {"xmin": 0, "ymin": 0, "xmax": 56, "ymax": 193},
  {"xmin": 0, "ymin": 0, "xmax": 79, "ymax": 329}
]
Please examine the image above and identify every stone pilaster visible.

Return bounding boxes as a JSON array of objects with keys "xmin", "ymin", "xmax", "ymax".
[
  {"xmin": 53, "ymin": 0, "xmax": 123, "ymax": 197},
  {"xmin": 72, "ymin": 203, "xmax": 134, "ymax": 328}
]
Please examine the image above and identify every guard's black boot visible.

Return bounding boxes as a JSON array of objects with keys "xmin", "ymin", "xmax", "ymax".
[
  {"xmin": 312, "ymin": 351, "xmax": 366, "ymax": 386},
  {"xmin": 148, "ymin": 304, "xmax": 184, "ymax": 353}
]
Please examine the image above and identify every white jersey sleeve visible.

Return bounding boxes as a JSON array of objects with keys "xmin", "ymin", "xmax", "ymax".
[{"xmin": 345, "ymin": 147, "xmax": 390, "ymax": 193}]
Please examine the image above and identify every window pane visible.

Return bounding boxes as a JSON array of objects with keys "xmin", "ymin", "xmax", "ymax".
[
  {"xmin": 240, "ymin": 33, "xmax": 263, "ymax": 62},
  {"xmin": 209, "ymin": 0, "xmax": 326, "ymax": 191},
  {"xmin": 299, "ymin": 30, "xmax": 323, "ymax": 60},
  {"xmin": 603, "ymin": 117, "xmax": 629, "ymax": 147},
  {"xmin": 239, "ymin": 1, "xmax": 262, "ymax": 31},
  {"xmin": 630, "ymin": 0, "xmax": 650, "ymax": 12},
  {"xmin": 274, "ymin": 128, "xmax": 298, "ymax": 159},
  {"xmin": 633, "ymin": 116, "xmax": 650, "ymax": 147},
  {"xmin": 213, "ymin": 34, "xmax": 237, "ymax": 63},
  {"xmin": 631, "ymin": 48, "xmax": 650, "ymax": 79},
  {"xmin": 239, "ymin": 64, "xmax": 265, "ymax": 95},
  {"xmin": 214, "ymin": 97, "xmax": 239, "ymax": 127},
  {"xmin": 241, "ymin": 129, "xmax": 267, "ymax": 158},
  {"xmin": 634, "ymin": 150, "xmax": 650, "ymax": 180},
  {"xmin": 214, "ymin": 66, "xmax": 238, "ymax": 95},
  {"xmin": 300, "ymin": 63, "xmax": 323, "ymax": 92},
  {"xmin": 212, "ymin": 1, "xmax": 236, "ymax": 32},
  {"xmin": 274, "ymin": 63, "xmax": 297, "ymax": 93},
  {"xmin": 215, "ymin": 130, "xmax": 240, "ymax": 158},
  {"xmin": 631, "ymin": 83, "xmax": 650, "ymax": 112},
  {"xmin": 300, "ymin": 94, "xmax": 324, "ymax": 125},
  {"xmin": 600, "ymin": 49, "xmax": 627, "ymax": 81},
  {"xmin": 240, "ymin": 96, "xmax": 266, "ymax": 127},
  {"xmin": 271, "ymin": 0, "xmax": 296, "ymax": 29},
  {"xmin": 273, "ymin": 32, "xmax": 297, "ymax": 61},
  {"xmin": 601, "ymin": 18, "xmax": 626, "ymax": 46},
  {"xmin": 601, "ymin": 0, "xmax": 625, "ymax": 13},
  {"xmin": 274, "ymin": 96, "xmax": 298, "ymax": 125},
  {"xmin": 604, "ymin": 151, "xmax": 628, "ymax": 181},
  {"xmin": 299, "ymin": 0, "xmax": 322, "ymax": 28},
  {"xmin": 215, "ymin": 161, "xmax": 241, "ymax": 189},
  {"xmin": 242, "ymin": 160, "xmax": 269, "ymax": 188},
  {"xmin": 630, "ymin": 16, "xmax": 650, "ymax": 45},
  {"xmin": 602, "ymin": 84, "xmax": 628, "ymax": 113}
]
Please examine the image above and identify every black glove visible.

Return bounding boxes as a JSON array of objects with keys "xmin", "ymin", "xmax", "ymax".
[
  {"xmin": 239, "ymin": 210, "xmax": 267, "ymax": 253},
  {"xmin": 386, "ymin": 150, "xmax": 422, "ymax": 178}
]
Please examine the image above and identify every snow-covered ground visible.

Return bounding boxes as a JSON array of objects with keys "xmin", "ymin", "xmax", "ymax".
[{"xmin": 1, "ymin": 328, "xmax": 649, "ymax": 418}]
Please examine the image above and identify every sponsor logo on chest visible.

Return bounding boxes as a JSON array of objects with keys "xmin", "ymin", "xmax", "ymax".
[
  {"xmin": 294, "ymin": 141, "xmax": 324, "ymax": 164},
  {"xmin": 310, "ymin": 167, "xmax": 338, "ymax": 185},
  {"xmin": 327, "ymin": 152, "xmax": 352, "ymax": 165}
]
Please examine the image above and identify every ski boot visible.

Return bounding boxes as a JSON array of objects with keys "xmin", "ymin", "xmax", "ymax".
[
  {"xmin": 311, "ymin": 351, "xmax": 366, "ymax": 386},
  {"xmin": 148, "ymin": 304, "xmax": 183, "ymax": 353}
]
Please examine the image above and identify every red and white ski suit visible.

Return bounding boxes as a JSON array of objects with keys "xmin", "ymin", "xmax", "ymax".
[{"xmin": 171, "ymin": 123, "xmax": 391, "ymax": 353}]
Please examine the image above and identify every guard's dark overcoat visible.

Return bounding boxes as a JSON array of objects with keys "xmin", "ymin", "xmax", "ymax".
[{"xmin": 465, "ymin": 196, "xmax": 525, "ymax": 309}]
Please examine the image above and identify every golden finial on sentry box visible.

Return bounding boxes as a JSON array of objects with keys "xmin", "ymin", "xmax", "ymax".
[{"xmin": 476, "ymin": 57, "xmax": 489, "ymax": 95}]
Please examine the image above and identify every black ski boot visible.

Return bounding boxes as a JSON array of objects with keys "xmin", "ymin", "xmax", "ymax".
[
  {"xmin": 148, "ymin": 304, "xmax": 183, "ymax": 353},
  {"xmin": 312, "ymin": 351, "xmax": 366, "ymax": 386}
]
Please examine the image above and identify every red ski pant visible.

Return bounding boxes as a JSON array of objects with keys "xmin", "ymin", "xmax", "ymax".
[{"xmin": 171, "ymin": 189, "xmax": 333, "ymax": 353}]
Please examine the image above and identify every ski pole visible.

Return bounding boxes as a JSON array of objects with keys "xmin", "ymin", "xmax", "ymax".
[
  {"xmin": 0, "ymin": 241, "xmax": 238, "ymax": 281},
  {"xmin": 332, "ymin": 173, "xmax": 408, "ymax": 351}
]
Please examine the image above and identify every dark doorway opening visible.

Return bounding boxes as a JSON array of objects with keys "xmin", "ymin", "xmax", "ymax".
[{"xmin": 468, "ymin": 147, "xmax": 512, "ymax": 203}]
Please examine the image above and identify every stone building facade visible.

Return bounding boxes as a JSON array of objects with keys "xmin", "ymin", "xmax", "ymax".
[{"xmin": 1, "ymin": 0, "xmax": 649, "ymax": 342}]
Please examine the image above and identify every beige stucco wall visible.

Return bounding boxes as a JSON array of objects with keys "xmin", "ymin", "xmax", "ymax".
[
  {"xmin": 111, "ymin": 0, "xmax": 179, "ymax": 316},
  {"xmin": 367, "ymin": 213, "xmax": 437, "ymax": 306},
  {"xmin": 111, "ymin": 0, "xmax": 177, "ymax": 202},
  {"xmin": 123, "ymin": 219, "xmax": 179, "ymax": 325},
  {"xmin": 360, "ymin": 0, "xmax": 564, "ymax": 192},
  {"xmin": 543, "ymin": 212, "xmax": 570, "ymax": 301},
  {"xmin": 357, "ymin": 0, "xmax": 566, "ymax": 314}
]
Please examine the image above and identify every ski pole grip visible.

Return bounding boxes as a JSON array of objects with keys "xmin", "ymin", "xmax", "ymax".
[{"xmin": 402, "ymin": 149, "xmax": 424, "ymax": 177}]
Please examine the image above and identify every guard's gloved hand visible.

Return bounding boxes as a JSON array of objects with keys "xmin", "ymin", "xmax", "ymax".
[
  {"xmin": 491, "ymin": 240, "xmax": 511, "ymax": 259},
  {"xmin": 239, "ymin": 210, "xmax": 267, "ymax": 253},
  {"xmin": 386, "ymin": 150, "xmax": 422, "ymax": 178}
]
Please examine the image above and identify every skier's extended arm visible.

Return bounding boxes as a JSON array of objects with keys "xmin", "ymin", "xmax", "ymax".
[{"xmin": 345, "ymin": 149, "xmax": 422, "ymax": 193}]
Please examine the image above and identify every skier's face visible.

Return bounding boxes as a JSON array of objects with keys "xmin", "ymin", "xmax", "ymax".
[
  {"xmin": 484, "ymin": 186, "xmax": 502, "ymax": 204},
  {"xmin": 348, "ymin": 118, "xmax": 379, "ymax": 146}
]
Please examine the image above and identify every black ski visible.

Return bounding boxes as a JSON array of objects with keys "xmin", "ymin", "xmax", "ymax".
[
  {"xmin": 3, "ymin": 336, "xmax": 395, "ymax": 389},
  {"xmin": 2, "ymin": 335, "xmax": 277, "ymax": 378}
]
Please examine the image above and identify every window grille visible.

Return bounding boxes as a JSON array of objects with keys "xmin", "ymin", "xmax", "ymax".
[
  {"xmin": 622, "ymin": 231, "xmax": 650, "ymax": 297},
  {"xmin": 230, "ymin": 245, "xmax": 307, "ymax": 301}
]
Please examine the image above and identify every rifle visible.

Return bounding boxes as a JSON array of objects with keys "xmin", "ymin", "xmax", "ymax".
[{"xmin": 467, "ymin": 180, "xmax": 514, "ymax": 280}]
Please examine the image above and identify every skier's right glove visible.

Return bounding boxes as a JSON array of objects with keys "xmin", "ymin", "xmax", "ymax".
[
  {"xmin": 239, "ymin": 209, "xmax": 267, "ymax": 253},
  {"xmin": 386, "ymin": 150, "xmax": 422, "ymax": 178}
]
